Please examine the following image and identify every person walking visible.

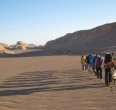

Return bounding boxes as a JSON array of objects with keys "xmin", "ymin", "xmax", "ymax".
[
  {"xmin": 89, "ymin": 54, "xmax": 94, "ymax": 73},
  {"xmin": 93, "ymin": 54, "xmax": 99, "ymax": 75},
  {"xmin": 81, "ymin": 55, "xmax": 86, "ymax": 71},
  {"xmin": 96, "ymin": 55, "xmax": 103, "ymax": 82},
  {"xmin": 104, "ymin": 52, "xmax": 112, "ymax": 86},
  {"xmin": 86, "ymin": 54, "xmax": 90, "ymax": 71}
]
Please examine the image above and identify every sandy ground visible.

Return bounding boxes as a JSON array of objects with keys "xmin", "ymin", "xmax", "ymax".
[{"xmin": 0, "ymin": 56, "xmax": 116, "ymax": 110}]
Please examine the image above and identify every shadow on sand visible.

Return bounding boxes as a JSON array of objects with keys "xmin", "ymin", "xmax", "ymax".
[{"xmin": 0, "ymin": 69, "xmax": 103, "ymax": 96}]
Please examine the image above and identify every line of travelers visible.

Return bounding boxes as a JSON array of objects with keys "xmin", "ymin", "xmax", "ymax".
[{"xmin": 81, "ymin": 52, "xmax": 116, "ymax": 86}]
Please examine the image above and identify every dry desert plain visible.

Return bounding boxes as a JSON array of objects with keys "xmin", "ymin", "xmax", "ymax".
[{"xmin": 0, "ymin": 56, "xmax": 116, "ymax": 110}]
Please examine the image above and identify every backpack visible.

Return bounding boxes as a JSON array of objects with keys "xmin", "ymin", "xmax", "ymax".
[
  {"xmin": 105, "ymin": 53, "xmax": 112, "ymax": 63},
  {"xmin": 89, "ymin": 54, "xmax": 94, "ymax": 64},
  {"xmin": 93, "ymin": 55, "xmax": 98, "ymax": 63},
  {"xmin": 82, "ymin": 56, "xmax": 86, "ymax": 64},
  {"xmin": 96, "ymin": 57, "xmax": 103, "ymax": 68},
  {"xmin": 86, "ymin": 55, "xmax": 90, "ymax": 64},
  {"xmin": 105, "ymin": 61, "xmax": 115, "ymax": 68}
]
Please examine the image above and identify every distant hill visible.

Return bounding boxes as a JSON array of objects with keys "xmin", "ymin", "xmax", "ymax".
[
  {"xmin": 44, "ymin": 22, "xmax": 116, "ymax": 54},
  {"xmin": 1, "ymin": 22, "xmax": 116, "ymax": 57},
  {"xmin": 0, "ymin": 43, "xmax": 8, "ymax": 48},
  {"xmin": 0, "ymin": 41, "xmax": 40, "ymax": 56},
  {"xmin": 0, "ymin": 45, "xmax": 14, "ymax": 55},
  {"xmin": 9, "ymin": 41, "xmax": 37, "ymax": 50}
]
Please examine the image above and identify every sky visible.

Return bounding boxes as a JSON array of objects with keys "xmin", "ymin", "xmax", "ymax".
[{"xmin": 0, "ymin": 0, "xmax": 116, "ymax": 46}]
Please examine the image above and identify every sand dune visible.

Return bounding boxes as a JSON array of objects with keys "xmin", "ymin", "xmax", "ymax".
[
  {"xmin": 0, "ymin": 56, "xmax": 116, "ymax": 110},
  {"xmin": 0, "ymin": 41, "xmax": 40, "ymax": 56},
  {"xmin": 0, "ymin": 45, "xmax": 14, "ymax": 54},
  {"xmin": 0, "ymin": 43, "xmax": 8, "ymax": 48},
  {"xmin": 9, "ymin": 41, "xmax": 37, "ymax": 50}
]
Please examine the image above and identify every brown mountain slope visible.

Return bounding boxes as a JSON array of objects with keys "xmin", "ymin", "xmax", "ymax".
[{"xmin": 44, "ymin": 22, "xmax": 116, "ymax": 54}]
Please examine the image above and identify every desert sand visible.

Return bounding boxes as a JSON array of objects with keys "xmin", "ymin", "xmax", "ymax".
[{"xmin": 0, "ymin": 56, "xmax": 116, "ymax": 110}]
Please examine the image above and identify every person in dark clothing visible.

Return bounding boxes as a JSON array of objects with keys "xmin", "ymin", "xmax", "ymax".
[
  {"xmin": 96, "ymin": 56, "xmax": 103, "ymax": 79},
  {"xmin": 86, "ymin": 54, "xmax": 90, "ymax": 71},
  {"xmin": 96, "ymin": 67, "xmax": 102, "ymax": 79},
  {"xmin": 105, "ymin": 68, "xmax": 112, "ymax": 86},
  {"xmin": 104, "ymin": 52, "xmax": 112, "ymax": 86}
]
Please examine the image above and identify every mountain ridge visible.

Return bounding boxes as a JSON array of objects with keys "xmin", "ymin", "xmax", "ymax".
[{"xmin": 44, "ymin": 22, "xmax": 116, "ymax": 54}]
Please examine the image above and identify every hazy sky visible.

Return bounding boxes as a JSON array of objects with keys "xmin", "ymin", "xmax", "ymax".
[{"xmin": 0, "ymin": 0, "xmax": 116, "ymax": 45}]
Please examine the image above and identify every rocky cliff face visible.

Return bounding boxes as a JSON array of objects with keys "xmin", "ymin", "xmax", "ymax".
[
  {"xmin": 44, "ymin": 22, "xmax": 116, "ymax": 54},
  {"xmin": 9, "ymin": 41, "xmax": 37, "ymax": 50}
]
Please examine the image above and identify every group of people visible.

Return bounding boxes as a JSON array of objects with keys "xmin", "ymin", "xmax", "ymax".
[{"xmin": 81, "ymin": 52, "xmax": 116, "ymax": 86}]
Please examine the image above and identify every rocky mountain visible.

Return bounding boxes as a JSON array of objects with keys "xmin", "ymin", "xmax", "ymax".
[
  {"xmin": 0, "ymin": 45, "xmax": 14, "ymax": 54},
  {"xmin": 44, "ymin": 22, "xmax": 116, "ymax": 54},
  {"xmin": 9, "ymin": 41, "xmax": 37, "ymax": 50},
  {"xmin": 0, "ymin": 41, "xmax": 39, "ymax": 56}
]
